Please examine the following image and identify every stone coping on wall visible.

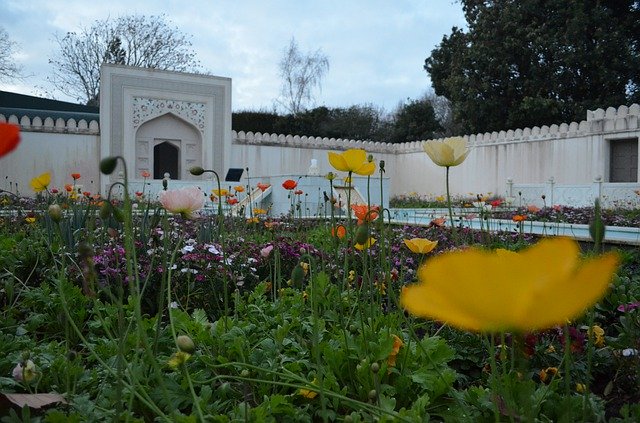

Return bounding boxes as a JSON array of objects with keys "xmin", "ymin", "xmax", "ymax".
[
  {"xmin": 0, "ymin": 113, "xmax": 100, "ymax": 134},
  {"xmin": 3, "ymin": 102, "xmax": 639, "ymax": 145},
  {"xmin": 233, "ymin": 103, "xmax": 640, "ymax": 153}
]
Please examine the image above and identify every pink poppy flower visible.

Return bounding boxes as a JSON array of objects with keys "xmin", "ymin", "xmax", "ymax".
[{"xmin": 159, "ymin": 186, "xmax": 205, "ymax": 219}]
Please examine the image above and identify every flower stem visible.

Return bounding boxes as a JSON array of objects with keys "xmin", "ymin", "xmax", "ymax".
[{"xmin": 445, "ymin": 166, "xmax": 458, "ymax": 243}]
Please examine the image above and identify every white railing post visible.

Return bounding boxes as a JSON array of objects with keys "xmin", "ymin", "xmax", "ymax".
[
  {"xmin": 592, "ymin": 175, "xmax": 603, "ymax": 206},
  {"xmin": 546, "ymin": 176, "xmax": 555, "ymax": 207}
]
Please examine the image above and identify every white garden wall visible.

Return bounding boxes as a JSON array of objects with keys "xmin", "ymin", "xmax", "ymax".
[{"xmin": 2, "ymin": 101, "xmax": 639, "ymax": 209}]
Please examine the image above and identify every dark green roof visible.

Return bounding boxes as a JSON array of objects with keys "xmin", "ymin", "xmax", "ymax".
[{"xmin": 0, "ymin": 91, "xmax": 99, "ymax": 122}]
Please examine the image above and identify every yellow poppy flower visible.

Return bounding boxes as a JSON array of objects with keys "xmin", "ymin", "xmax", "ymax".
[
  {"xmin": 401, "ymin": 238, "xmax": 619, "ymax": 332},
  {"xmin": 328, "ymin": 149, "xmax": 375, "ymax": 176},
  {"xmin": 355, "ymin": 237, "xmax": 376, "ymax": 250},
  {"xmin": 387, "ymin": 335, "xmax": 404, "ymax": 368},
  {"xmin": 423, "ymin": 137, "xmax": 470, "ymax": 167},
  {"xmin": 403, "ymin": 238, "xmax": 438, "ymax": 254},
  {"xmin": 589, "ymin": 325, "xmax": 605, "ymax": 347},
  {"xmin": 299, "ymin": 378, "xmax": 319, "ymax": 399},
  {"xmin": 166, "ymin": 351, "xmax": 191, "ymax": 369},
  {"xmin": 211, "ymin": 188, "xmax": 229, "ymax": 197},
  {"xmin": 30, "ymin": 172, "xmax": 51, "ymax": 192}
]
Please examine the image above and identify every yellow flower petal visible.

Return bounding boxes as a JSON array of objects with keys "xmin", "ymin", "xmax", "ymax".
[
  {"xmin": 423, "ymin": 137, "xmax": 469, "ymax": 167},
  {"xmin": 354, "ymin": 162, "xmax": 376, "ymax": 176},
  {"xmin": 355, "ymin": 237, "xmax": 376, "ymax": 250},
  {"xmin": 404, "ymin": 238, "xmax": 438, "ymax": 254},
  {"xmin": 328, "ymin": 151, "xmax": 350, "ymax": 172},
  {"xmin": 30, "ymin": 172, "xmax": 51, "ymax": 192},
  {"xmin": 342, "ymin": 149, "xmax": 367, "ymax": 169},
  {"xmin": 328, "ymin": 149, "xmax": 375, "ymax": 174},
  {"xmin": 400, "ymin": 238, "xmax": 619, "ymax": 332}
]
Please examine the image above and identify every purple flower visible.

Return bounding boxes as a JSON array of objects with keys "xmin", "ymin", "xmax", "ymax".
[{"xmin": 617, "ymin": 302, "xmax": 640, "ymax": 313}]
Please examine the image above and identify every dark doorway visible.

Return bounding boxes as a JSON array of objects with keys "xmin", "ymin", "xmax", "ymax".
[
  {"xmin": 609, "ymin": 138, "xmax": 638, "ymax": 182},
  {"xmin": 154, "ymin": 141, "xmax": 180, "ymax": 180}
]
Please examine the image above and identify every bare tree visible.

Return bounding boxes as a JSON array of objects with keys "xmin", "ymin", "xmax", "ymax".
[
  {"xmin": 48, "ymin": 15, "xmax": 201, "ymax": 105},
  {"xmin": 277, "ymin": 38, "xmax": 329, "ymax": 115},
  {"xmin": 0, "ymin": 27, "xmax": 24, "ymax": 82},
  {"xmin": 422, "ymin": 89, "xmax": 461, "ymax": 136}
]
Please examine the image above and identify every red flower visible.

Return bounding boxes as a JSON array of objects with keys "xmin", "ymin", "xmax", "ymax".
[
  {"xmin": 0, "ymin": 123, "xmax": 20, "ymax": 158},
  {"xmin": 490, "ymin": 199, "xmax": 502, "ymax": 207},
  {"xmin": 51, "ymin": 188, "xmax": 59, "ymax": 194},
  {"xmin": 257, "ymin": 182, "xmax": 271, "ymax": 192},
  {"xmin": 141, "ymin": 170, "xmax": 151, "ymax": 178},
  {"xmin": 282, "ymin": 179, "xmax": 297, "ymax": 190},
  {"xmin": 71, "ymin": 173, "xmax": 81, "ymax": 180},
  {"xmin": 135, "ymin": 191, "xmax": 143, "ymax": 197},
  {"xmin": 65, "ymin": 184, "xmax": 73, "ymax": 192},
  {"xmin": 227, "ymin": 197, "xmax": 239, "ymax": 205},
  {"xmin": 83, "ymin": 191, "xmax": 91, "ymax": 197},
  {"xmin": 294, "ymin": 189, "xmax": 304, "ymax": 195}
]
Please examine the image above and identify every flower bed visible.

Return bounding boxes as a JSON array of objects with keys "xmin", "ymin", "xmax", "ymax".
[{"xmin": 1, "ymin": 129, "xmax": 639, "ymax": 420}]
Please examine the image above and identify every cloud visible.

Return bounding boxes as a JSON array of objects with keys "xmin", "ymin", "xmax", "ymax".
[{"xmin": 0, "ymin": 0, "xmax": 466, "ymax": 110}]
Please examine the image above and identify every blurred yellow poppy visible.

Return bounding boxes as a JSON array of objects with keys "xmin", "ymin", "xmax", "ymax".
[
  {"xmin": 30, "ymin": 172, "xmax": 51, "ymax": 192},
  {"xmin": 211, "ymin": 189, "xmax": 229, "ymax": 197},
  {"xmin": 403, "ymin": 238, "xmax": 438, "ymax": 254},
  {"xmin": 401, "ymin": 238, "xmax": 619, "ymax": 332},
  {"xmin": 355, "ymin": 237, "xmax": 376, "ymax": 250},
  {"xmin": 299, "ymin": 378, "xmax": 319, "ymax": 399},
  {"xmin": 423, "ymin": 137, "xmax": 469, "ymax": 167},
  {"xmin": 328, "ymin": 149, "xmax": 375, "ymax": 176}
]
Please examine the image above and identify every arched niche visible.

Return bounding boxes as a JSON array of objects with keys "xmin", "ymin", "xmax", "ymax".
[{"xmin": 134, "ymin": 113, "xmax": 202, "ymax": 180}]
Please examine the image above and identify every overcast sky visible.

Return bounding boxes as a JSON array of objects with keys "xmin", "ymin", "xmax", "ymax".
[{"xmin": 1, "ymin": 0, "xmax": 466, "ymax": 112}]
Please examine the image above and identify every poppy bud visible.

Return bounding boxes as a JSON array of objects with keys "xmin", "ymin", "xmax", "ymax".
[
  {"xmin": 379, "ymin": 160, "xmax": 385, "ymax": 172},
  {"xmin": 99, "ymin": 156, "xmax": 118, "ymax": 175},
  {"xmin": 48, "ymin": 204, "xmax": 63, "ymax": 222},
  {"xmin": 112, "ymin": 206, "xmax": 125, "ymax": 223},
  {"xmin": 291, "ymin": 263, "xmax": 305, "ymax": 285},
  {"xmin": 162, "ymin": 178, "xmax": 168, "ymax": 190},
  {"xmin": 355, "ymin": 223, "xmax": 370, "ymax": 245},
  {"xmin": 99, "ymin": 202, "xmax": 112, "ymax": 220},
  {"xmin": 176, "ymin": 335, "xmax": 196, "ymax": 354},
  {"xmin": 189, "ymin": 166, "xmax": 205, "ymax": 176}
]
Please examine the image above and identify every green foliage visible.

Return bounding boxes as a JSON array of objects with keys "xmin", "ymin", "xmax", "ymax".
[
  {"xmin": 391, "ymin": 97, "xmax": 443, "ymax": 143},
  {"xmin": 426, "ymin": 0, "xmax": 640, "ymax": 133},
  {"xmin": 232, "ymin": 100, "xmax": 442, "ymax": 143}
]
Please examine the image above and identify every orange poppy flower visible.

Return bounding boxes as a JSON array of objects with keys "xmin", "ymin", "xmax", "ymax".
[
  {"xmin": 351, "ymin": 204, "xmax": 379, "ymax": 224},
  {"xmin": 282, "ymin": 179, "xmax": 297, "ymax": 190},
  {"xmin": 234, "ymin": 185, "xmax": 245, "ymax": 193},
  {"xmin": 0, "ymin": 123, "xmax": 20, "ymax": 158},
  {"xmin": 227, "ymin": 197, "xmax": 239, "ymax": 205},
  {"xmin": 512, "ymin": 214, "xmax": 526, "ymax": 222},
  {"xmin": 65, "ymin": 184, "xmax": 73, "ymax": 192},
  {"xmin": 141, "ymin": 170, "xmax": 151, "ymax": 178},
  {"xmin": 331, "ymin": 225, "xmax": 346, "ymax": 239},
  {"xmin": 429, "ymin": 217, "xmax": 446, "ymax": 227},
  {"xmin": 527, "ymin": 205, "xmax": 540, "ymax": 213},
  {"xmin": 71, "ymin": 173, "xmax": 81, "ymax": 180},
  {"xmin": 257, "ymin": 182, "xmax": 271, "ymax": 192},
  {"xmin": 294, "ymin": 189, "xmax": 304, "ymax": 195}
]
